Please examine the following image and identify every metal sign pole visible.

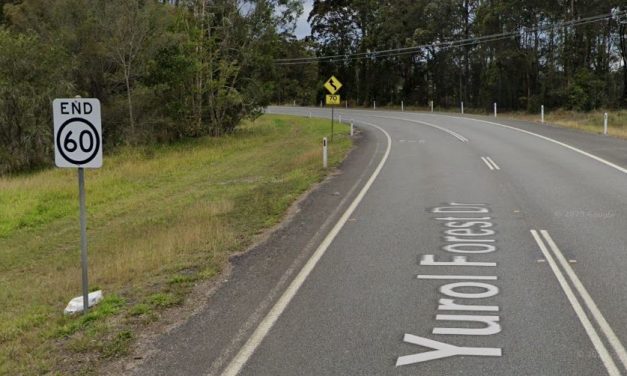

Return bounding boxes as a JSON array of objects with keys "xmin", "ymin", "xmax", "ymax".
[
  {"xmin": 323, "ymin": 137, "xmax": 328, "ymax": 168},
  {"xmin": 78, "ymin": 167, "xmax": 89, "ymax": 314},
  {"xmin": 331, "ymin": 107, "xmax": 335, "ymax": 142}
]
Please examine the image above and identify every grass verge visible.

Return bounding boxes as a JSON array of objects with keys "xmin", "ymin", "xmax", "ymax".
[
  {"xmin": 0, "ymin": 114, "xmax": 351, "ymax": 375},
  {"xmin": 500, "ymin": 109, "xmax": 627, "ymax": 139}
]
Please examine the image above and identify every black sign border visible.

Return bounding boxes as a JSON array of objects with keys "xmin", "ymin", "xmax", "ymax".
[{"xmin": 56, "ymin": 117, "xmax": 101, "ymax": 165}]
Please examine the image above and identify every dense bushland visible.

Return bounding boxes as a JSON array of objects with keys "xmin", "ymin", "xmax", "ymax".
[
  {"xmin": 0, "ymin": 0, "xmax": 308, "ymax": 174},
  {"xmin": 303, "ymin": 1, "xmax": 627, "ymax": 112}
]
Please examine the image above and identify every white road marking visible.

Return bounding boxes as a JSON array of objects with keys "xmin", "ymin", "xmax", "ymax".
[
  {"xmin": 433, "ymin": 314, "xmax": 501, "ymax": 336},
  {"xmin": 481, "ymin": 157, "xmax": 494, "ymax": 170},
  {"xmin": 530, "ymin": 230, "xmax": 621, "ymax": 376},
  {"xmin": 314, "ymin": 108, "xmax": 627, "ymax": 175},
  {"xmin": 486, "ymin": 156, "xmax": 500, "ymax": 170},
  {"xmin": 481, "ymin": 156, "xmax": 500, "ymax": 171},
  {"xmin": 358, "ymin": 114, "xmax": 468, "ymax": 142},
  {"xmin": 540, "ymin": 230, "xmax": 627, "ymax": 372},
  {"xmin": 220, "ymin": 120, "xmax": 392, "ymax": 376},
  {"xmin": 439, "ymin": 115, "xmax": 627, "ymax": 175},
  {"xmin": 417, "ymin": 275, "xmax": 497, "ymax": 280},
  {"xmin": 273, "ymin": 108, "xmax": 627, "ymax": 372},
  {"xmin": 396, "ymin": 334, "xmax": 501, "ymax": 366}
]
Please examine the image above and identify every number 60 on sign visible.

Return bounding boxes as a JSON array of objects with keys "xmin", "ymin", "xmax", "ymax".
[{"xmin": 53, "ymin": 98, "xmax": 103, "ymax": 169}]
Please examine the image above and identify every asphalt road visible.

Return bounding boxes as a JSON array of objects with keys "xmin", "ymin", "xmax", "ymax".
[{"xmin": 131, "ymin": 107, "xmax": 627, "ymax": 376}]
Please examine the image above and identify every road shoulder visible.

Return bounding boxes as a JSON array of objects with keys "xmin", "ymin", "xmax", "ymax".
[{"xmin": 117, "ymin": 120, "xmax": 386, "ymax": 376}]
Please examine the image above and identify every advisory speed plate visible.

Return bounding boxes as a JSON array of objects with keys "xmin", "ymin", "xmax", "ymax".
[
  {"xmin": 326, "ymin": 94, "xmax": 341, "ymax": 106},
  {"xmin": 53, "ymin": 98, "xmax": 102, "ymax": 168}
]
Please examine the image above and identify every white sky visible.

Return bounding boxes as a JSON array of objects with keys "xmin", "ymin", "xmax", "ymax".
[{"xmin": 294, "ymin": 0, "xmax": 313, "ymax": 39}]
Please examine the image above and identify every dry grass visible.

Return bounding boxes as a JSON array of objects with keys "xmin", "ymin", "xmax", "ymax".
[
  {"xmin": 503, "ymin": 109, "xmax": 627, "ymax": 138},
  {"xmin": 0, "ymin": 115, "xmax": 351, "ymax": 375}
]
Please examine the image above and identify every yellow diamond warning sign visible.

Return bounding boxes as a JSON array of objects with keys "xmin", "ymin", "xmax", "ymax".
[
  {"xmin": 324, "ymin": 76, "xmax": 343, "ymax": 95},
  {"xmin": 326, "ymin": 95, "xmax": 341, "ymax": 106}
]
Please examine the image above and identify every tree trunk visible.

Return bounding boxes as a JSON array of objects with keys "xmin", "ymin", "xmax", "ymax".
[
  {"xmin": 124, "ymin": 64, "xmax": 135, "ymax": 139},
  {"xmin": 620, "ymin": 23, "xmax": 627, "ymax": 104}
]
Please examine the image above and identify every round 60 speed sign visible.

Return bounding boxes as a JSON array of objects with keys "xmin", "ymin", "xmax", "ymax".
[{"xmin": 53, "ymin": 98, "xmax": 103, "ymax": 168}]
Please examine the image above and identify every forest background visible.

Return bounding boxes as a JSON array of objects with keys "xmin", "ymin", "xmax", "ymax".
[{"xmin": 1, "ymin": 0, "xmax": 626, "ymax": 175}]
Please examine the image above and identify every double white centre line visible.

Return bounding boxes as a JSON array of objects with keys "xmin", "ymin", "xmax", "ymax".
[
  {"xmin": 481, "ymin": 156, "xmax": 500, "ymax": 171},
  {"xmin": 531, "ymin": 230, "xmax": 627, "ymax": 375}
]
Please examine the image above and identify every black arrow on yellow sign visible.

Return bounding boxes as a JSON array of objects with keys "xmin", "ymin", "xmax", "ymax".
[{"xmin": 324, "ymin": 76, "xmax": 343, "ymax": 95}]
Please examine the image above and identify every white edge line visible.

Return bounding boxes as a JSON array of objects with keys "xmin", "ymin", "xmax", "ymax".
[
  {"xmin": 540, "ymin": 230, "xmax": 627, "ymax": 371},
  {"xmin": 530, "ymin": 230, "xmax": 620, "ymax": 376},
  {"xmin": 220, "ymin": 120, "xmax": 392, "ymax": 376},
  {"xmin": 481, "ymin": 157, "xmax": 494, "ymax": 170},
  {"xmin": 307, "ymin": 109, "xmax": 627, "ymax": 175},
  {"xmin": 439, "ymin": 115, "xmax": 627, "ymax": 175}
]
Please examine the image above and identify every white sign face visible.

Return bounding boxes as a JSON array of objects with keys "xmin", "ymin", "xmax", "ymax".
[{"xmin": 53, "ymin": 98, "xmax": 102, "ymax": 168}]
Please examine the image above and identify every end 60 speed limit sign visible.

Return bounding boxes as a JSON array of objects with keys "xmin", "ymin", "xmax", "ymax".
[{"xmin": 53, "ymin": 98, "xmax": 102, "ymax": 168}]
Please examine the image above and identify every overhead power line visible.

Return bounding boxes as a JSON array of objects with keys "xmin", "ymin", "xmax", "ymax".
[{"xmin": 276, "ymin": 10, "xmax": 626, "ymax": 65}]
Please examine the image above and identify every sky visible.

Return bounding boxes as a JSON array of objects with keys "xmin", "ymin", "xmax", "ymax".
[{"xmin": 294, "ymin": 0, "xmax": 313, "ymax": 39}]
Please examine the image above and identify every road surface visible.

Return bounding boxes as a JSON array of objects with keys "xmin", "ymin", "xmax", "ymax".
[{"xmin": 131, "ymin": 107, "xmax": 627, "ymax": 376}]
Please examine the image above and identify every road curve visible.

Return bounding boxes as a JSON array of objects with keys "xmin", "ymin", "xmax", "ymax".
[{"xmin": 132, "ymin": 107, "xmax": 627, "ymax": 376}]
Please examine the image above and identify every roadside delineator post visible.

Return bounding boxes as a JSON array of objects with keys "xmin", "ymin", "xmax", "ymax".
[
  {"xmin": 461, "ymin": 101, "xmax": 464, "ymax": 114},
  {"xmin": 373, "ymin": 101, "xmax": 376, "ymax": 110},
  {"xmin": 494, "ymin": 102, "xmax": 497, "ymax": 118},
  {"xmin": 401, "ymin": 101, "xmax": 404, "ymax": 112},
  {"xmin": 350, "ymin": 121, "xmax": 354, "ymax": 136},
  {"xmin": 541, "ymin": 105, "xmax": 545, "ymax": 124},
  {"xmin": 322, "ymin": 137, "xmax": 328, "ymax": 168},
  {"xmin": 604, "ymin": 112, "xmax": 608, "ymax": 135},
  {"xmin": 430, "ymin": 100, "xmax": 434, "ymax": 112},
  {"xmin": 293, "ymin": 100, "xmax": 296, "ymax": 107}
]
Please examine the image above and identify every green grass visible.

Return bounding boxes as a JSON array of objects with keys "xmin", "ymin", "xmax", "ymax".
[{"xmin": 0, "ymin": 114, "xmax": 351, "ymax": 375}]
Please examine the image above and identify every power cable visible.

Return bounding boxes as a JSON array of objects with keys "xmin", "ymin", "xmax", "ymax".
[{"xmin": 276, "ymin": 10, "xmax": 626, "ymax": 65}]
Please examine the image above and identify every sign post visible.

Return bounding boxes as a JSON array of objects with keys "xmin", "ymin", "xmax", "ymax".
[
  {"xmin": 53, "ymin": 97, "xmax": 102, "ymax": 314},
  {"xmin": 322, "ymin": 137, "xmax": 328, "ymax": 168},
  {"xmin": 324, "ymin": 76, "xmax": 343, "ymax": 142},
  {"xmin": 78, "ymin": 167, "xmax": 88, "ymax": 314}
]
